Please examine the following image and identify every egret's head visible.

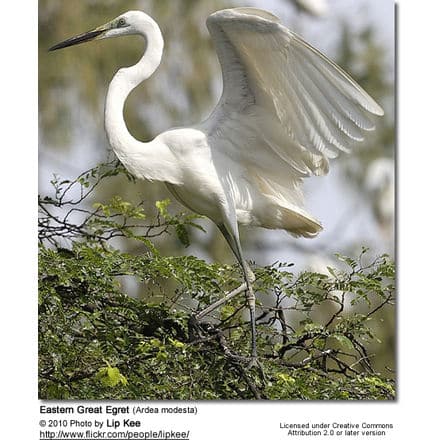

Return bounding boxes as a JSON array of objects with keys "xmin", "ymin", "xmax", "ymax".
[{"xmin": 49, "ymin": 11, "xmax": 149, "ymax": 51}]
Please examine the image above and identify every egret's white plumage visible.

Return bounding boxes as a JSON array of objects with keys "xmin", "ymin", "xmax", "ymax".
[
  {"xmin": 50, "ymin": 8, "xmax": 384, "ymax": 360},
  {"xmin": 293, "ymin": 0, "xmax": 329, "ymax": 17},
  {"xmin": 365, "ymin": 157, "xmax": 394, "ymax": 236}
]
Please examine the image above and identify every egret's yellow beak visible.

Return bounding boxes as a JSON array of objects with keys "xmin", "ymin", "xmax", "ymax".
[{"xmin": 49, "ymin": 25, "xmax": 108, "ymax": 51}]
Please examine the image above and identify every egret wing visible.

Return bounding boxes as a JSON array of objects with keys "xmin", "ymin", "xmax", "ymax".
[{"xmin": 205, "ymin": 7, "xmax": 384, "ymax": 176}]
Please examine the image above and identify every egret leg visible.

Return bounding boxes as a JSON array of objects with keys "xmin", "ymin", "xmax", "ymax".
[
  {"xmin": 218, "ymin": 224, "xmax": 258, "ymax": 362},
  {"xmin": 193, "ymin": 223, "xmax": 258, "ymax": 361},
  {"xmin": 243, "ymin": 263, "xmax": 257, "ymax": 361},
  {"xmin": 196, "ymin": 282, "xmax": 247, "ymax": 320}
]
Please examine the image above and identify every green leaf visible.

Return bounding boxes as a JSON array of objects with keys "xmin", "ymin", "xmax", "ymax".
[
  {"xmin": 155, "ymin": 199, "xmax": 171, "ymax": 218},
  {"xmin": 96, "ymin": 364, "xmax": 128, "ymax": 387},
  {"xmin": 175, "ymin": 224, "xmax": 190, "ymax": 247},
  {"xmin": 330, "ymin": 334, "xmax": 354, "ymax": 349}
]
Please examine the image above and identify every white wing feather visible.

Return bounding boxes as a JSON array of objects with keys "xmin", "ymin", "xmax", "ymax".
[
  {"xmin": 205, "ymin": 8, "xmax": 383, "ymax": 164},
  {"xmin": 200, "ymin": 8, "xmax": 383, "ymax": 237}
]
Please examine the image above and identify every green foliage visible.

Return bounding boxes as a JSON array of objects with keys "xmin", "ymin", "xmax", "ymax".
[
  {"xmin": 39, "ymin": 163, "xmax": 395, "ymax": 400},
  {"xmin": 96, "ymin": 361, "xmax": 128, "ymax": 388}
]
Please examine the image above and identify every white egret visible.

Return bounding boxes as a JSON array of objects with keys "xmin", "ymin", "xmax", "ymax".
[
  {"xmin": 293, "ymin": 0, "xmax": 329, "ymax": 17},
  {"xmin": 365, "ymin": 157, "xmax": 394, "ymax": 238},
  {"xmin": 49, "ymin": 8, "xmax": 383, "ymax": 362}
]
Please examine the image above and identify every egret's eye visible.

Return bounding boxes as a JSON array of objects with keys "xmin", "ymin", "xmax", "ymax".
[{"xmin": 117, "ymin": 18, "xmax": 126, "ymax": 27}]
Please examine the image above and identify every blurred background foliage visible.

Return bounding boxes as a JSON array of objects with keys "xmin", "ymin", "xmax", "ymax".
[{"xmin": 39, "ymin": 0, "xmax": 395, "ymax": 385}]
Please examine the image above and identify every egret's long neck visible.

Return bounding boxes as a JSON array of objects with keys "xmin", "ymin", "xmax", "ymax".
[{"xmin": 104, "ymin": 19, "xmax": 164, "ymax": 158}]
